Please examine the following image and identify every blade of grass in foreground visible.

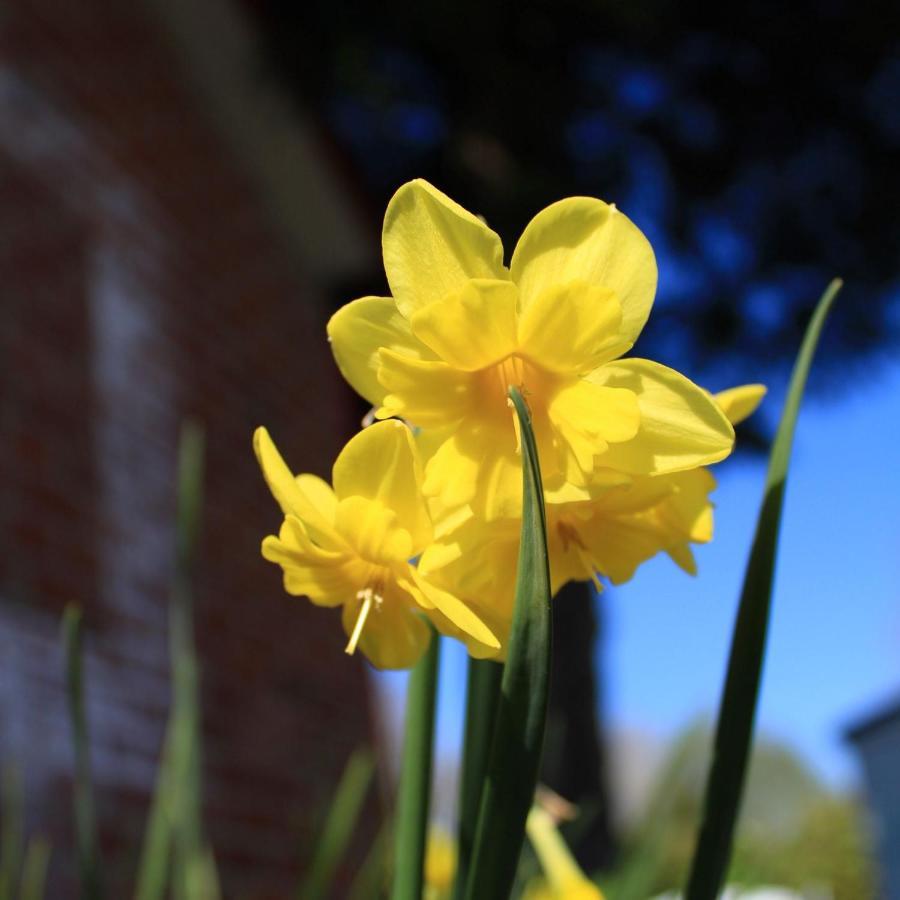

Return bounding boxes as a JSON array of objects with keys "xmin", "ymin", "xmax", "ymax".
[
  {"xmin": 62, "ymin": 605, "xmax": 104, "ymax": 900},
  {"xmin": 300, "ymin": 747, "xmax": 375, "ymax": 900},
  {"xmin": 0, "ymin": 766, "xmax": 23, "ymax": 900},
  {"xmin": 169, "ymin": 422, "xmax": 220, "ymax": 900},
  {"xmin": 684, "ymin": 278, "xmax": 842, "ymax": 900},
  {"xmin": 348, "ymin": 818, "xmax": 392, "ymax": 900},
  {"xmin": 135, "ymin": 421, "xmax": 218, "ymax": 900},
  {"xmin": 19, "ymin": 838, "xmax": 50, "ymax": 900},
  {"xmin": 452, "ymin": 657, "xmax": 503, "ymax": 900},
  {"xmin": 463, "ymin": 386, "xmax": 553, "ymax": 900},
  {"xmin": 134, "ymin": 723, "xmax": 174, "ymax": 900},
  {"xmin": 390, "ymin": 625, "xmax": 440, "ymax": 900}
]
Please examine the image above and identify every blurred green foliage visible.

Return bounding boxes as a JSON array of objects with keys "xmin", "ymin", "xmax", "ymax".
[{"xmin": 603, "ymin": 724, "xmax": 877, "ymax": 900}]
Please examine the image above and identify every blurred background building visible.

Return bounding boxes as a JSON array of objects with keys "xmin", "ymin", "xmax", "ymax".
[
  {"xmin": 0, "ymin": 0, "xmax": 378, "ymax": 894},
  {"xmin": 1, "ymin": 0, "xmax": 898, "ymax": 896},
  {"xmin": 847, "ymin": 697, "xmax": 900, "ymax": 899}
]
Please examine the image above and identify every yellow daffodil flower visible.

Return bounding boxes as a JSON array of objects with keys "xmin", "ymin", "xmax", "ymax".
[
  {"xmin": 522, "ymin": 806, "xmax": 605, "ymax": 900},
  {"xmin": 424, "ymin": 826, "xmax": 457, "ymax": 899},
  {"xmin": 328, "ymin": 180, "xmax": 734, "ymax": 520},
  {"xmin": 253, "ymin": 420, "xmax": 499, "ymax": 669},
  {"xmin": 419, "ymin": 385, "xmax": 766, "ymax": 659}
]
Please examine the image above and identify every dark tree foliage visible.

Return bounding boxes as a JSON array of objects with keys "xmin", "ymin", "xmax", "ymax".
[{"xmin": 254, "ymin": 0, "xmax": 899, "ymax": 412}]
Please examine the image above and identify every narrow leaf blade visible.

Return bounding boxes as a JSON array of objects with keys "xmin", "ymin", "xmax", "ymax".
[
  {"xmin": 19, "ymin": 837, "xmax": 51, "ymax": 900},
  {"xmin": 463, "ymin": 386, "xmax": 553, "ymax": 900},
  {"xmin": 300, "ymin": 747, "xmax": 376, "ymax": 900},
  {"xmin": 0, "ymin": 765, "xmax": 23, "ymax": 900},
  {"xmin": 390, "ymin": 626, "xmax": 440, "ymax": 900},
  {"xmin": 684, "ymin": 278, "xmax": 842, "ymax": 899},
  {"xmin": 62, "ymin": 605, "xmax": 104, "ymax": 900}
]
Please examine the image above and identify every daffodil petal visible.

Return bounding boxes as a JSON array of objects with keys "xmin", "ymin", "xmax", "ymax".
[
  {"xmin": 510, "ymin": 196, "xmax": 657, "ymax": 348},
  {"xmin": 548, "ymin": 380, "xmax": 640, "ymax": 475},
  {"xmin": 383, "ymin": 179, "xmax": 507, "ymax": 318},
  {"xmin": 587, "ymin": 476, "xmax": 674, "ymax": 515},
  {"xmin": 588, "ymin": 359, "xmax": 734, "ymax": 474},
  {"xmin": 331, "ymin": 419, "xmax": 432, "ymax": 553},
  {"xmin": 295, "ymin": 474, "xmax": 338, "ymax": 522},
  {"xmin": 342, "ymin": 586, "xmax": 431, "ymax": 670},
  {"xmin": 518, "ymin": 280, "xmax": 630, "ymax": 373},
  {"xmin": 376, "ymin": 350, "xmax": 473, "ymax": 427},
  {"xmin": 667, "ymin": 543, "xmax": 698, "ymax": 575},
  {"xmin": 403, "ymin": 567, "xmax": 500, "ymax": 650},
  {"xmin": 253, "ymin": 427, "xmax": 345, "ymax": 549},
  {"xmin": 422, "ymin": 423, "xmax": 521, "ymax": 521},
  {"xmin": 714, "ymin": 383, "xmax": 767, "ymax": 426},
  {"xmin": 327, "ymin": 296, "xmax": 435, "ymax": 406},
  {"xmin": 581, "ymin": 516, "xmax": 664, "ymax": 585},
  {"xmin": 333, "ymin": 495, "xmax": 414, "ymax": 565},
  {"xmin": 261, "ymin": 516, "xmax": 359, "ymax": 606},
  {"xmin": 410, "ymin": 279, "xmax": 519, "ymax": 370},
  {"xmin": 655, "ymin": 469, "xmax": 717, "ymax": 542}
]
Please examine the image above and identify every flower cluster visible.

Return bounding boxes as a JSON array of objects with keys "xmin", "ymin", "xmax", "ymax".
[{"xmin": 255, "ymin": 180, "xmax": 764, "ymax": 668}]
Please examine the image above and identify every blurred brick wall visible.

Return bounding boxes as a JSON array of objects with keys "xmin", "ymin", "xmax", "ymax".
[{"xmin": 0, "ymin": 1, "xmax": 374, "ymax": 896}]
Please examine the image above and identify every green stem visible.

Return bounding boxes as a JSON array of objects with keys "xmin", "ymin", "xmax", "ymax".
[
  {"xmin": 391, "ymin": 625, "xmax": 440, "ymax": 900},
  {"xmin": 452, "ymin": 657, "xmax": 503, "ymax": 900}
]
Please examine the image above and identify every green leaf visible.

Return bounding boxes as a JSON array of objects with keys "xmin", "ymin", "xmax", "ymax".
[
  {"xmin": 300, "ymin": 747, "xmax": 376, "ymax": 900},
  {"xmin": 348, "ymin": 818, "xmax": 392, "ymax": 900},
  {"xmin": 684, "ymin": 278, "xmax": 842, "ymax": 900},
  {"xmin": 452, "ymin": 658, "xmax": 503, "ymax": 900},
  {"xmin": 62, "ymin": 605, "xmax": 105, "ymax": 900},
  {"xmin": 135, "ymin": 421, "xmax": 219, "ymax": 900},
  {"xmin": 19, "ymin": 837, "xmax": 50, "ymax": 900},
  {"xmin": 0, "ymin": 765, "xmax": 23, "ymax": 900},
  {"xmin": 390, "ymin": 625, "xmax": 440, "ymax": 900},
  {"xmin": 168, "ymin": 422, "xmax": 212, "ymax": 900},
  {"xmin": 462, "ymin": 385, "xmax": 553, "ymax": 900},
  {"xmin": 134, "ymin": 722, "xmax": 174, "ymax": 900}
]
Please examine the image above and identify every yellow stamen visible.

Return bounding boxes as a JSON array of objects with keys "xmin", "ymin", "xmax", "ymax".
[{"xmin": 345, "ymin": 587, "xmax": 382, "ymax": 656}]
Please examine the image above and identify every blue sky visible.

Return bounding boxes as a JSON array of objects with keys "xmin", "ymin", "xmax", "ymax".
[
  {"xmin": 374, "ymin": 356, "xmax": 900, "ymax": 789},
  {"xmin": 603, "ymin": 355, "xmax": 900, "ymax": 786}
]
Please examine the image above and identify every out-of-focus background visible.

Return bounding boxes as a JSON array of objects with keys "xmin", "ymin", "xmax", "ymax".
[{"xmin": 0, "ymin": 0, "xmax": 897, "ymax": 896}]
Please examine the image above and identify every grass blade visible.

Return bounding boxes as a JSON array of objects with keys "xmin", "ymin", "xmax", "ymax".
[
  {"xmin": 0, "ymin": 766, "xmax": 23, "ymax": 900},
  {"xmin": 348, "ymin": 818, "xmax": 391, "ymax": 900},
  {"xmin": 135, "ymin": 421, "xmax": 218, "ymax": 900},
  {"xmin": 168, "ymin": 421, "xmax": 217, "ymax": 900},
  {"xmin": 463, "ymin": 385, "xmax": 553, "ymax": 900},
  {"xmin": 300, "ymin": 747, "xmax": 376, "ymax": 900},
  {"xmin": 452, "ymin": 657, "xmax": 503, "ymax": 900},
  {"xmin": 390, "ymin": 625, "xmax": 440, "ymax": 900},
  {"xmin": 62, "ymin": 605, "xmax": 104, "ymax": 900},
  {"xmin": 134, "ymin": 722, "xmax": 174, "ymax": 900},
  {"xmin": 19, "ymin": 837, "xmax": 50, "ymax": 900},
  {"xmin": 684, "ymin": 278, "xmax": 842, "ymax": 900}
]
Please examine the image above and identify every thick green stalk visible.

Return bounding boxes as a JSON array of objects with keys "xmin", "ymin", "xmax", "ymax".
[
  {"xmin": 452, "ymin": 657, "xmax": 503, "ymax": 900},
  {"xmin": 684, "ymin": 279, "xmax": 842, "ymax": 900},
  {"xmin": 390, "ymin": 626, "xmax": 440, "ymax": 900},
  {"xmin": 463, "ymin": 386, "xmax": 553, "ymax": 900}
]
